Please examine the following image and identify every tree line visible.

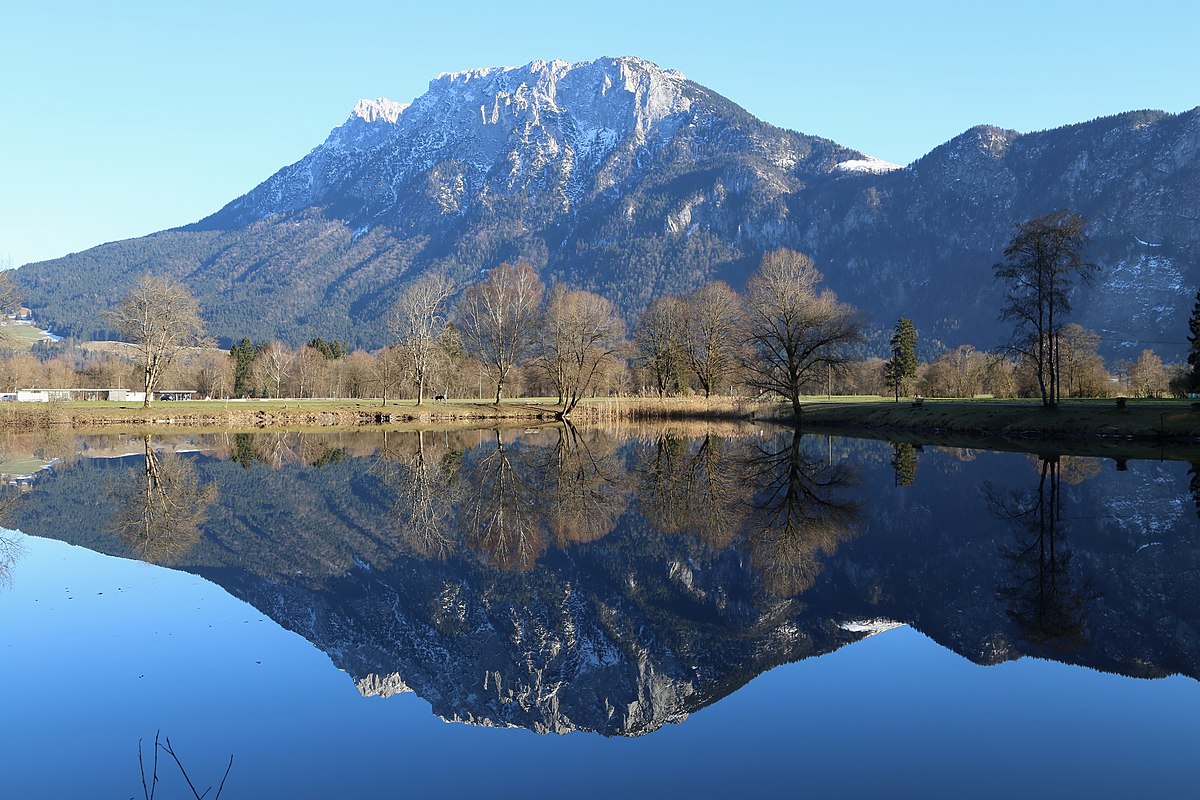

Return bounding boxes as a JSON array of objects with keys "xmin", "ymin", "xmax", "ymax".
[{"xmin": 3, "ymin": 210, "xmax": 1198, "ymax": 409}]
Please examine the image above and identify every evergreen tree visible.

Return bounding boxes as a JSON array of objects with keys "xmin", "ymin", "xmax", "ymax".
[
  {"xmin": 884, "ymin": 318, "xmax": 918, "ymax": 402},
  {"xmin": 1186, "ymin": 290, "xmax": 1200, "ymax": 393},
  {"xmin": 230, "ymin": 337, "xmax": 259, "ymax": 397},
  {"xmin": 307, "ymin": 337, "xmax": 347, "ymax": 360}
]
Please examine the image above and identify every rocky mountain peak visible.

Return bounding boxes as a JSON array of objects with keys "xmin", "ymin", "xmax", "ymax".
[
  {"xmin": 415, "ymin": 55, "xmax": 693, "ymax": 137},
  {"xmin": 351, "ymin": 97, "xmax": 408, "ymax": 124}
]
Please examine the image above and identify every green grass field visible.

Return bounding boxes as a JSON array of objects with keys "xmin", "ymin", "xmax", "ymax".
[
  {"xmin": 0, "ymin": 455, "xmax": 52, "ymax": 476},
  {"xmin": 0, "ymin": 323, "xmax": 53, "ymax": 349}
]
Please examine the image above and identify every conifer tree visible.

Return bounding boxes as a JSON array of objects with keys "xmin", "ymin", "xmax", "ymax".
[
  {"xmin": 230, "ymin": 337, "xmax": 258, "ymax": 398},
  {"xmin": 884, "ymin": 318, "xmax": 918, "ymax": 402},
  {"xmin": 1186, "ymin": 290, "xmax": 1200, "ymax": 393}
]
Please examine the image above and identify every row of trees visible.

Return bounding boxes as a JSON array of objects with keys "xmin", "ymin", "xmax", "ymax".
[
  {"xmin": 883, "ymin": 316, "xmax": 1180, "ymax": 400},
  {"xmin": 387, "ymin": 249, "xmax": 862, "ymax": 417},
  {"xmin": 634, "ymin": 249, "xmax": 862, "ymax": 415},
  {"xmin": 5, "ymin": 208, "xmax": 1197, "ymax": 409},
  {"xmin": 5, "ymin": 323, "xmax": 1178, "ymax": 403}
]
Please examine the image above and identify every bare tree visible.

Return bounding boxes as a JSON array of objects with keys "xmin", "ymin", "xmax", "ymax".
[
  {"xmin": 993, "ymin": 211, "xmax": 1098, "ymax": 407},
  {"xmin": 0, "ymin": 352, "xmax": 40, "ymax": 391},
  {"xmin": 388, "ymin": 274, "xmax": 456, "ymax": 405},
  {"xmin": 1058, "ymin": 324, "xmax": 1109, "ymax": 398},
  {"xmin": 742, "ymin": 249, "xmax": 863, "ymax": 418},
  {"xmin": 634, "ymin": 296, "xmax": 688, "ymax": 395},
  {"xmin": 293, "ymin": 345, "xmax": 328, "ymax": 398},
  {"xmin": 370, "ymin": 345, "xmax": 406, "ymax": 406},
  {"xmin": 189, "ymin": 349, "xmax": 233, "ymax": 399},
  {"xmin": 105, "ymin": 276, "xmax": 209, "ymax": 407},
  {"xmin": 254, "ymin": 341, "xmax": 294, "ymax": 399},
  {"xmin": 338, "ymin": 351, "xmax": 375, "ymax": 399},
  {"xmin": 1126, "ymin": 348, "xmax": 1169, "ymax": 397},
  {"xmin": 920, "ymin": 345, "xmax": 987, "ymax": 398},
  {"xmin": 538, "ymin": 286, "xmax": 626, "ymax": 416},
  {"xmin": 457, "ymin": 263, "xmax": 544, "ymax": 403},
  {"xmin": 680, "ymin": 281, "xmax": 743, "ymax": 397}
]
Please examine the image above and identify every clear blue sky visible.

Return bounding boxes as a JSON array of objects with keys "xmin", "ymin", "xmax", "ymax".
[{"xmin": 2, "ymin": 0, "xmax": 1197, "ymax": 268}]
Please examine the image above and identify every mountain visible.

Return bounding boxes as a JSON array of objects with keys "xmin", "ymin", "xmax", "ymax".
[{"xmin": 14, "ymin": 57, "xmax": 1200, "ymax": 356}]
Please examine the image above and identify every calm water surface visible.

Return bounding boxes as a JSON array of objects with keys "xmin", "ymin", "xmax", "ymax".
[{"xmin": 1, "ymin": 426, "xmax": 1198, "ymax": 798}]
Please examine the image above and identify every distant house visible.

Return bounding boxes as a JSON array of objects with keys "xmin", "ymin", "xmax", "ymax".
[{"xmin": 15, "ymin": 389, "xmax": 71, "ymax": 402}]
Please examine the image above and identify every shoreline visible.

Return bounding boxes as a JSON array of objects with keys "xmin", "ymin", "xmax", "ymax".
[
  {"xmin": 0, "ymin": 396, "xmax": 759, "ymax": 432},
  {"xmin": 792, "ymin": 398, "xmax": 1200, "ymax": 446},
  {"xmin": 3, "ymin": 396, "xmax": 1199, "ymax": 448}
]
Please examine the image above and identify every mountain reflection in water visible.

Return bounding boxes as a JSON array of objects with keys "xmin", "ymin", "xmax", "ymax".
[{"xmin": 4, "ymin": 425, "xmax": 1199, "ymax": 736}]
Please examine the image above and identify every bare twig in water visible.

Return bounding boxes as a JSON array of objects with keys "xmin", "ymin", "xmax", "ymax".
[
  {"xmin": 138, "ymin": 730, "xmax": 233, "ymax": 800},
  {"xmin": 137, "ymin": 731, "xmax": 160, "ymax": 800}
]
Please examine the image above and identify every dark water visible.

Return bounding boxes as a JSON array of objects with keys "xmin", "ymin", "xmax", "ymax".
[{"xmin": 1, "ymin": 426, "xmax": 1198, "ymax": 798}]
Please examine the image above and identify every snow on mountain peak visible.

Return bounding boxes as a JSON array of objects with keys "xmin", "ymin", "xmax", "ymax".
[
  {"xmin": 834, "ymin": 156, "xmax": 904, "ymax": 174},
  {"xmin": 352, "ymin": 97, "xmax": 408, "ymax": 124}
]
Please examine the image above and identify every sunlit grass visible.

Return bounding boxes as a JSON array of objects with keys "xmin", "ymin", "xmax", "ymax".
[{"xmin": 0, "ymin": 323, "xmax": 53, "ymax": 349}]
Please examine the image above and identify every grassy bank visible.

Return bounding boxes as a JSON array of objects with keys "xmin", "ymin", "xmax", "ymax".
[
  {"xmin": 795, "ymin": 397, "xmax": 1200, "ymax": 443},
  {"xmin": 6, "ymin": 394, "xmax": 1197, "ymax": 445},
  {"xmin": 0, "ymin": 395, "xmax": 760, "ymax": 432}
]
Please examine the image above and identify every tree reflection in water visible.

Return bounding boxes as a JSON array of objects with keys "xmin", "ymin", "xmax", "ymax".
[
  {"xmin": 743, "ymin": 431, "xmax": 860, "ymax": 597},
  {"xmin": 455, "ymin": 426, "xmax": 631, "ymax": 569},
  {"xmin": 636, "ymin": 432, "xmax": 745, "ymax": 549},
  {"xmin": 375, "ymin": 429, "xmax": 459, "ymax": 560},
  {"xmin": 0, "ymin": 484, "xmax": 27, "ymax": 589},
  {"xmin": 0, "ymin": 528, "xmax": 23, "ymax": 590},
  {"xmin": 109, "ymin": 435, "xmax": 217, "ymax": 565},
  {"xmin": 989, "ymin": 457, "xmax": 1097, "ymax": 652},
  {"xmin": 1189, "ymin": 462, "xmax": 1200, "ymax": 519},
  {"xmin": 533, "ymin": 424, "xmax": 629, "ymax": 548},
  {"xmin": 890, "ymin": 442, "xmax": 919, "ymax": 487},
  {"xmin": 461, "ymin": 429, "xmax": 546, "ymax": 571},
  {"xmin": 372, "ymin": 425, "xmax": 862, "ymax": 592}
]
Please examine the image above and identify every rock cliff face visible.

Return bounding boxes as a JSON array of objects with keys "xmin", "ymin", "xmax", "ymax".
[{"xmin": 16, "ymin": 57, "xmax": 1199, "ymax": 355}]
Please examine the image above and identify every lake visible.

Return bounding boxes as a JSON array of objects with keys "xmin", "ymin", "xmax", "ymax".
[{"xmin": 1, "ymin": 425, "xmax": 1198, "ymax": 798}]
